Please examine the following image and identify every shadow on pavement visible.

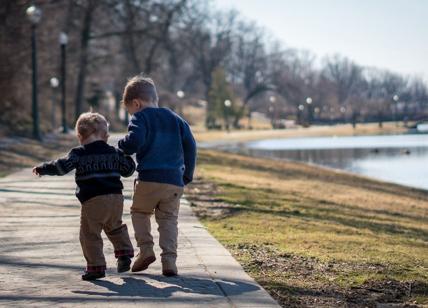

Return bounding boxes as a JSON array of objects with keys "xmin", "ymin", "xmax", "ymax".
[{"xmin": 73, "ymin": 275, "xmax": 259, "ymax": 298}]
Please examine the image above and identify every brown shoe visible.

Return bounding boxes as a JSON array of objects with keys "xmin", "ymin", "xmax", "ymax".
[
  {"xmin": 162, "ymin": 260, "xmax": 178, "ymax": 277},
  {"xmin": 131, "ymin": 252, "xmax": 156, "ymax": 272}
]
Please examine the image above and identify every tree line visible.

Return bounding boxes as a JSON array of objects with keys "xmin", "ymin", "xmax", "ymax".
[{"xmin": 1, "ymin": 0, "xmax": 427, "ymax": 136}]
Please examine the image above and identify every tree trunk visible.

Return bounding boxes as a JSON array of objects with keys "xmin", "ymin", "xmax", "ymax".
[
  {"xmin": 352, "ymin": 111, "xmax": 357, "ymax": 128},
  {"xmin": 378, "ymin": 110, "xmax": 383, "ymax": 128},
  {"xmin": 74, "ymin": 1, "xmax": 96, "ymax": 123}
]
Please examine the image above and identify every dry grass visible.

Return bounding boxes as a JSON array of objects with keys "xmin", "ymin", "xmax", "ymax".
[
  {"xmin": 0, "ymin": 134, "xmax": 78, "ymax": 177},
  {"xmin": 193, "ymin": 122, "xmax": 407, "ymax": 144},
  {"xmin": 187, "ymin": 149, "xmax": 428, "ymax": 307}
]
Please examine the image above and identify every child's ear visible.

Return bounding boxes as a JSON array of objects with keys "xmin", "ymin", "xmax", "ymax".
[{"xmin": 134, "ymin": 99, "xmax": 142, "ymax": 109}]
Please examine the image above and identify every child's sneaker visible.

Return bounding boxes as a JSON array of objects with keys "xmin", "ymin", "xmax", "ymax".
[
  {"xmin": 81, "ymin": 271, "xmax": 105, "ymax": 281},
  {"xmin": 162, "ymin": 259, "xmax": 177, "ymax": 277},
  {"xmin": 117, "ymin": 256, "xmax": 132, "ymax": 273},
  {"xmin": 131, "ymin": 250, "xmax": 156, "ymax": 272}
]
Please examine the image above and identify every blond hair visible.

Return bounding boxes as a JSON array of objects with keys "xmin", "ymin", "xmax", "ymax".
[
  {"xmin": 122, "ymin": 75, "xmax": 158, "ymax": 105},
  {"xmin": 75, "ymin": 112, "xmax": 109, "ymax": 139}
]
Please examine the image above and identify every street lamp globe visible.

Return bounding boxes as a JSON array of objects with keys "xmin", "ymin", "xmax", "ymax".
[
  {"xmin": 224, "ymin": 99, "xmax": 232, "ymax": 107},
  {"xmin": 50, "ymin": 77, "xmax": 59, "ymax": 88},
  {"xmin": 176, "ymin": 90, "xmax": 185, "ymax": 99},
  {"xmin": 298, "ymin": 104, "xmax": 304, "ymax": 111},
  {"xmin": 26, "ymin": 5, "xmax": 42, "ymax": 25},
  {"xmin": 393, "ymin": 94, "xmax": 399, "ymax": 102},
  {"xmin": 149, "ymin": 15, "xmax": 159, "ymax": 23},
  {"xmin": 59, "ymin": 32, "xmax": 68, "ymax": 45},
  {"xmin": 269, "ymin": 96, "xmax": 276, "ymax": 103},
  {"xmin": 340, "ymin": 106, "xmax": 346, "ymax": 113},
  {"xmin": 306, "ymin": 97, "xmax": 313, "ymax": 104}
]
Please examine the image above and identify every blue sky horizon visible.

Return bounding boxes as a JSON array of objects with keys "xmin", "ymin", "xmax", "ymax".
[{"xmin": 215, "ymin": 0, "xmax": 428, "ymax": 82}]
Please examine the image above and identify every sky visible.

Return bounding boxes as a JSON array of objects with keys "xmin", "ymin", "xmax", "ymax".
[{"xmin": 215, "ymin": 0, "xmax": 428, "ymax": 81}]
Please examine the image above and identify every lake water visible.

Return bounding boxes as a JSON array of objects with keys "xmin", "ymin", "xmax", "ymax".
[{"xmin": 223, "ymin": 134, "xmax": 428, "ymax": 191}]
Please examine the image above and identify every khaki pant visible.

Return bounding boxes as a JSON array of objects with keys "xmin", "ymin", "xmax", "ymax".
[
  {"xmin": 131, "ymin": 180, "xmax": 184, "ymax": 262},
  {"xmin": 80, "ymin": 194, "xmax": 134, "ymax": 272}
]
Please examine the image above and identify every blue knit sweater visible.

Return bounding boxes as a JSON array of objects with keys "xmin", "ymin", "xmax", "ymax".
[{"xmin": 118, "ymin": 107, "xmax": 197, "ymax": 187}]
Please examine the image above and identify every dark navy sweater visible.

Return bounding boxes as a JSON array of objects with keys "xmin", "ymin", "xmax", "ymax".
[
  {"xmin": 118, "ymin": 107, "xmax": 197, "ymax": 187},
  {"xmin": 35, "ymin": 140, "xmax": 136, "ymax": 203}
]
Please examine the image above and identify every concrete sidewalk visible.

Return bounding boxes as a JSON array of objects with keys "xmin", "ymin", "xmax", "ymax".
[{"xmin": 0, "ymin": 168, "xmax": 279, "ymax": 307}]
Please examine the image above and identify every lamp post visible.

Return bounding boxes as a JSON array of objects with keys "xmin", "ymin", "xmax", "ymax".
[
  {"xmin": 269, "ymin": 96, "xmax": 277, "ymax": 128},
  {"xmin": 314, "ymin": 107, "xmax": 320, "ymax": 118},
  {"xmin": 59, "ymin": 32, "xmax": 68, "ymax": 133},
  {"xmin": 298, "ymin": 104, "xmax": 305, "ymax": 126},
  {"xmin": 268, "ymin": 105, "xmax": 274, "ymax": 127},
  {"xmin": 224, "ymin": 99, "xmax": 231, "ymax": 132},
  {"xmin": 393, "ymin": 94, "xmax": 399, "ymax": 127},
  {"xmin": 340, "ymin": 106, "xmax": 346, "ymax": 123},
  {"xmin": 176, "ymin": 90, "xmax": 184, "ymax": 116},
  {"xmin": 306, "ymin": 97, "xmax": 313, "ymax": 125},
  {"xmin": 50, "ymin": 77, "xmax": 59, "ymax": 130},
  {"xmin": 26, "ymin": 5, "xmax": 42, "ymax": 140}
]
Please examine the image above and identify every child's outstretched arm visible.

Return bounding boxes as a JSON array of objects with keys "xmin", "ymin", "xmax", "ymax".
[
  {"xmin": 180, "ymin": 120, "xmax": 197, "ymax": 185},
  {"xmin": 118, "ymin": 115, "xmax": 146, "ymax": 155},
  {"xmin": 117, "ymin": 149, "xmax": 136, "ymax": 178},
  {"xmin": 33, "ymin": 149, "xmax": 78, "ymax": 176}
]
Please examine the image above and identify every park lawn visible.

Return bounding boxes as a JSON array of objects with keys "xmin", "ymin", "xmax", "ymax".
[{"xmin": 187, "ymin": 149, "xmax": 428, "ymax": 307}]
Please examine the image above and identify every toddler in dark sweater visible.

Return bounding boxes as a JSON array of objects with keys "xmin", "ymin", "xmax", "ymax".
[{"xmin": 33, "ymin": 112, "xmax": 135, "ymax": 281}]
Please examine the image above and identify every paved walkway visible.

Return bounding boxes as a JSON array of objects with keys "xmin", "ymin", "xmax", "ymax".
[{"xmin": 0, "ymin": 168, "xmax": 279, "ymax": 307}]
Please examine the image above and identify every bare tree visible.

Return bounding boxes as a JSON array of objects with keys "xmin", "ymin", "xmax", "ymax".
[
  {"xmin": 323, "ymin": 55, "xmax": 362, "ymax": 127},
  {"xmin": 182, "ymin": 9, "xmax": 237, "ymax": 99},
  {"xmin": 228, "ymin": 21, "xmax": 276, "ymax": 127},
  {"xmin": 270, "ymin": 48, "xmax": 317, "ymax": 125},
  {"xmin": 71, "ymin": 0, "xmax": 99, "ymax": 123}
]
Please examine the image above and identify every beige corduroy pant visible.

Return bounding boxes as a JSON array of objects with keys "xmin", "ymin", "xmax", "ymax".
[
  {"xmin": 131, "ymin": 180, "xmax": 184, "ymax": 262},
  {"xmin": 80, "ymin": 194, "xmax": 134, "ymax": 272}
]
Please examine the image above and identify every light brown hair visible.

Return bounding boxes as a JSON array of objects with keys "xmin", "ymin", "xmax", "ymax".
[
  {"xmin": 75, "ymin": 112, "xmax": 108, "ymax": 139},
  {"xmin": 122, "ymin": 75, "xmax": 158, "ymax": 105}
]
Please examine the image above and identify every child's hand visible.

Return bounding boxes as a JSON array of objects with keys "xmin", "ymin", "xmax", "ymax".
[{"xmin": 32, "ymin": 167, "xmax": 41, "ymax": 177}]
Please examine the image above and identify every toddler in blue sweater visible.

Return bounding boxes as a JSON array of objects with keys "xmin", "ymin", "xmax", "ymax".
[{"xmin": 118, "ymin": 76, "xmax": 197, "ymax": 276}]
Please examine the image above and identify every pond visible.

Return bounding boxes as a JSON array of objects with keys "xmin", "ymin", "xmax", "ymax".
[{"xmin": 222, "ymin": 134, "xmax": 428, "ymax": 191}]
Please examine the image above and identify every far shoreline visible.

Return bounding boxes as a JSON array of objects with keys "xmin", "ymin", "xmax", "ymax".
[{"xmin": 194, "ymin": 122, "xmax": 409, "ymax": 146}]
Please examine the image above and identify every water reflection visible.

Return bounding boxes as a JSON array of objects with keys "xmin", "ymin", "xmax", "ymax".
[{"xmin": 223, "ymin": 135, "xmax": 428, "ymax": 191}]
